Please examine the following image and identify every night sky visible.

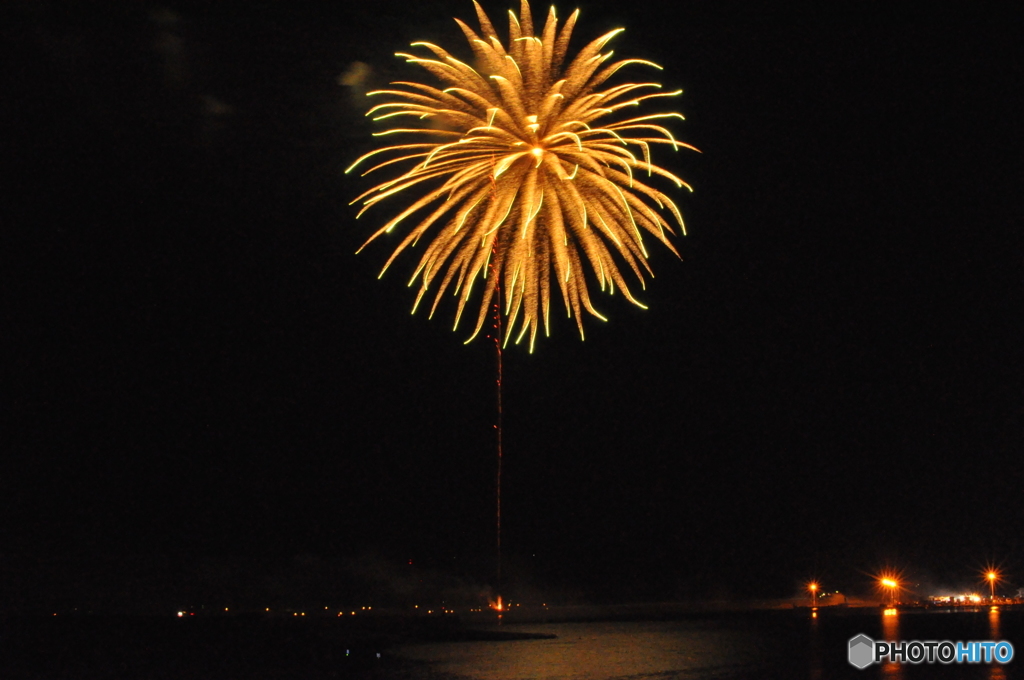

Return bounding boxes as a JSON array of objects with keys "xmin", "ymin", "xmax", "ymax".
[{"xmin": 4, "ymin": 1, "xmax": 1022, "ymax": 611}]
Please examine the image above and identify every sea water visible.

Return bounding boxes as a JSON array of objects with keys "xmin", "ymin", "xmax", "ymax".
[{"xmin": 394, "ymin": 608, "xmax": 1023, "ymax": 679}]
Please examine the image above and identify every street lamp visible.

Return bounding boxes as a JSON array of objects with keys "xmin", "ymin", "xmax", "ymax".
[
  {"xmin": 809, "ymin": 582, "xmax": 818, "ymax": 608},
  {"xmin": 987, "ymin": 571, "xmax": 999, "ymax": 602},
  {"xmin": 881, "ymin": 578, "xmax": 898, "ymax": 606}
]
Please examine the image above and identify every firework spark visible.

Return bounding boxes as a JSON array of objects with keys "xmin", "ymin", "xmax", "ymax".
[{"xmin": 348, "ymin": 0, "xmax": 697, "ymax": 350}]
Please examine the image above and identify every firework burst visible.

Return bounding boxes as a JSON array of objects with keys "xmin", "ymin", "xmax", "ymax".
[{"xmin": 348, "ymin": 0, "xmax": 697, "ymax": 350}]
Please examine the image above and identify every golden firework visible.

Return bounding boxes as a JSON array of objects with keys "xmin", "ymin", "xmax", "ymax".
[{"xmin": 348, "ymin": 0, "xmax": 697, "ymax": 350}]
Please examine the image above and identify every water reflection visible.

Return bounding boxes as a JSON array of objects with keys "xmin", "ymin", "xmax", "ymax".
[
  {"xmin": 398, "ymin": 621, "xmax": 768, "ymax": 680},
  {"xmin": 988, "ymin": 607, "xmax": 1006, "ymax": 680},
  {"xmin": 395, "ymin": 609, "xmax": 1017, "ymax": 680},
  {"xmin": 807, "ymin": 609, "xmax": 822, "ymax": 680},
  {"xmin": 880, "ymin": 608, "xmax": 903, "ymax": 680}
]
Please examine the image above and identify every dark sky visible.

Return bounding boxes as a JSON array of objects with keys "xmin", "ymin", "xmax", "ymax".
[{"xmin": 4, "ymin": 1, "xmax": 1022, "ymax": 609}]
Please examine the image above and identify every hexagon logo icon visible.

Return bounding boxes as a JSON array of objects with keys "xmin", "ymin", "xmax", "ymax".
[{"xmin": 848, "ymin": 634, "xmax": 875, "ymax": 669}]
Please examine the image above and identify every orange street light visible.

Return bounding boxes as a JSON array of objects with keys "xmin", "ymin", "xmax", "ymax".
[
  {"xmin": 808, "ymin": 582, "xmax": 819, "ymax": 608},
  {"xmin": 880, "ymin": 578, "xmax": 898, "ymax": 606},
  {"xmin": 986, "ymin": 571, "xmax": 999, "ymax": 601}
]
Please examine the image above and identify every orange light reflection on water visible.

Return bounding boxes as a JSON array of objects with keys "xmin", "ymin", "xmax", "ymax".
[
  {"xmin": 989, "ymin": 606, "xmax": 1006, "ymax": 680},
  {"xmin": 989, "ymin": 606, "xmax": 1001, "ymax": 639},
  {"xmin": 881, "ymin": 608, "xmax": 903, "ymax": 680}
]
